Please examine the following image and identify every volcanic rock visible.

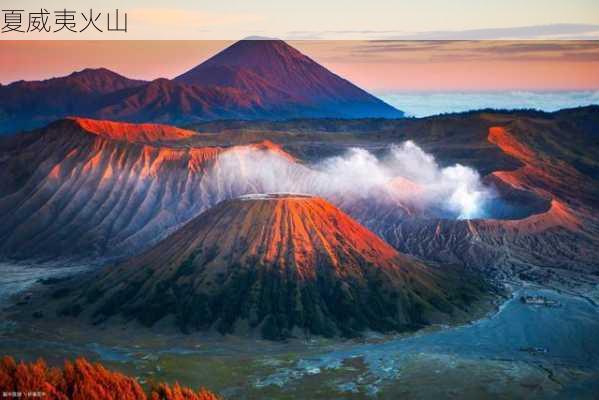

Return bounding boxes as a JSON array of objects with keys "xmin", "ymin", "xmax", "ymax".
[{"xmin": 74, "ymin": 194, "xmax": 488, "ymax": 339}]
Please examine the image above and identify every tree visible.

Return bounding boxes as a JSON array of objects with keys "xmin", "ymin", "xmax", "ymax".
[{"xmin": 0, "ymin": 356, "xmax": 220, "ymax": 400}]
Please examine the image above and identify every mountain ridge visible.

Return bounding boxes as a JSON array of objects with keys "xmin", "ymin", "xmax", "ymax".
[
  {"xmin": 0, "ymin": 39, "xmax": 403, "ymax": 134},
  {"xmin": 1, "ymin": 109, "xmax": 596, "ymax": 293}
]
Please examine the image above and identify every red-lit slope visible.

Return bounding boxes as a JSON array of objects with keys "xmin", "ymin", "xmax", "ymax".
[
  {"xmin": 0, "ymin": 118, "xmax": 289, "ymax": 259},
  {"xmin": 467, "ymin": 127, "xmax": 581, "ymax": 228},
  {"xmin": 486, "ymin": 126, "xmax": 596, "ymax": 207},
  {"xmin": 69, "ymin": 117, "xmax": 197, "ymax": 143},
  {"xmin": 368, "ymin": 125, "xmax": 598, "ymax": 276},
  {"xmin": 70, "ymin": 194, "xmax": 487, "ymax": 339}
]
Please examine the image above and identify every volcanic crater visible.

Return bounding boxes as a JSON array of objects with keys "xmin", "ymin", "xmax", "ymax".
[{"xmin": 47, "ymin": 194, "xmax": 490, "ymax": 340}]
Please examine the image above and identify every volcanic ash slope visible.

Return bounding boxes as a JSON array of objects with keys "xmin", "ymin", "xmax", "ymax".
[{"xmin": 62, "ymin": 194, "xmax": 490, "ymax": 340}]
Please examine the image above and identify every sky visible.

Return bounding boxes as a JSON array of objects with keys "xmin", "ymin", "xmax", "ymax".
[
  {"xmin": 1, "ymin": 40, "xmax": 598, "ymax": 92},
  {"xmin": 2, "ymin": 0, "xmax": 599, "ymax": 39},
  {"xmin": 1, "ymin": 1, "xmax": 598, "ymax": 93}
]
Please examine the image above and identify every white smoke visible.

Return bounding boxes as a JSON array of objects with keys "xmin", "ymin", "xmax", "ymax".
[{"xmin": 204, "ymin": 141, "xmax": 491, "ymax": 219}]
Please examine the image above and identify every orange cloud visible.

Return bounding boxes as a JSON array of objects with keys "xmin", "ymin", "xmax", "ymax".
[{"xmin": 1, "ymin": 40, "xmax": 598, "ymax": 91}]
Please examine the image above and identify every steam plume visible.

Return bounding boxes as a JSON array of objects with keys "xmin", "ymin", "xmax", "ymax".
[{"xmin": 204, "ymin": 141, "xmax": 491, "ymax": 219}]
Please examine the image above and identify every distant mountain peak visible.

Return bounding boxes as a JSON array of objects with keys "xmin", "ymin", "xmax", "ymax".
[
  {"xmin": 68, "ymin": 67, "xmax": 119, "ymax": 76},
  {"xmin": 241, "ymin": 35, "xmax": 280, "ymax": 40},
  {"xmin": 175, "ymin": 38, "xmax": 403, "ymax": 118},
  {"xmin": 177, "ymin": 38, "xmax": 311, "ymax": 77},
  {"xmin": 0, "ymin": 39, "xmax": 402, "ymax": 135}
]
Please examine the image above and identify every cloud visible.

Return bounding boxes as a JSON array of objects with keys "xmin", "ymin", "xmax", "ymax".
[
  {"xmin": 131, "ymin": 8, "xmax": 263, "ymax": 28},
  {"xmin": 314, "ymin": 39, "xmax": 599, "ymax": 64},
  {"xmin": 286, "ymin": 30, "xmax": 410, "ymax": 40},
  {"xmin": 390, "ymin": 24, "xmax": 599, "ymax": 40},
  {"xmin": 378, "ymin": 91, "xmax": 599, "ymax": 118},
  {"xmin": 286, "ymin": 24, "xmax": 599, "ymax": 40}
]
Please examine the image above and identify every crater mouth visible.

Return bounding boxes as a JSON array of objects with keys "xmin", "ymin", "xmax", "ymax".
[
  {"xmin": 477, "ymin": 175, "xmax": 552, "ymax": 220},
  {"xmin": 237, "ymin": 192, "xmax": 315, "ymax": 201}
]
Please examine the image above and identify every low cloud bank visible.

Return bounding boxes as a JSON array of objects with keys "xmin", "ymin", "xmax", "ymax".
[{"xmin": 380, "ymin": 91, "xmax": 599, "ymax": 118}]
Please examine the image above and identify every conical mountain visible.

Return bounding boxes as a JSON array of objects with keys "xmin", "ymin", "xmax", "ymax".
[
  {"xmin": 175, "ymin": 38, "xmax": 403, "ymax": 118},
  {"xmin": 70, "ymin": 194, "xmax": 487, "ymax": 339}
]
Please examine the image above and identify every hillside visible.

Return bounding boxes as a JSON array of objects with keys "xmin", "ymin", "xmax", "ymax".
[{"xmin": 57, "ymin": 194, "xmax": 489, "ymax": 339}]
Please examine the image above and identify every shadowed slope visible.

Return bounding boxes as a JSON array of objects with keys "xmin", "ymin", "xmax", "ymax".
[
  {"xmin": 367, "ymin": 124, "xmax": 598, "ymax": 277},
  {"xmin": 69, "ymin": 194, "xmax": 489, "ymax": 339},
  {"xmin": 0, "ymin": 118, "xmax": 289, "ymax": 259},
  {"xmin": 92, "ymin": 78, "xmax": 275, "ymax": 124},
  {"xmin": 0, "ymin": 68, "xmax": 146, "ymax": 134},
  {"xmin": 0, "ymin": 40, "xmax": 402, "ymax": 134},
  {"xmin": 176, "ymin": 39, "xmax": 403, "ymax": 119},
  {"xmin": 1, "ymin": 109, "xmax": 597, "ymax": 288}
]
